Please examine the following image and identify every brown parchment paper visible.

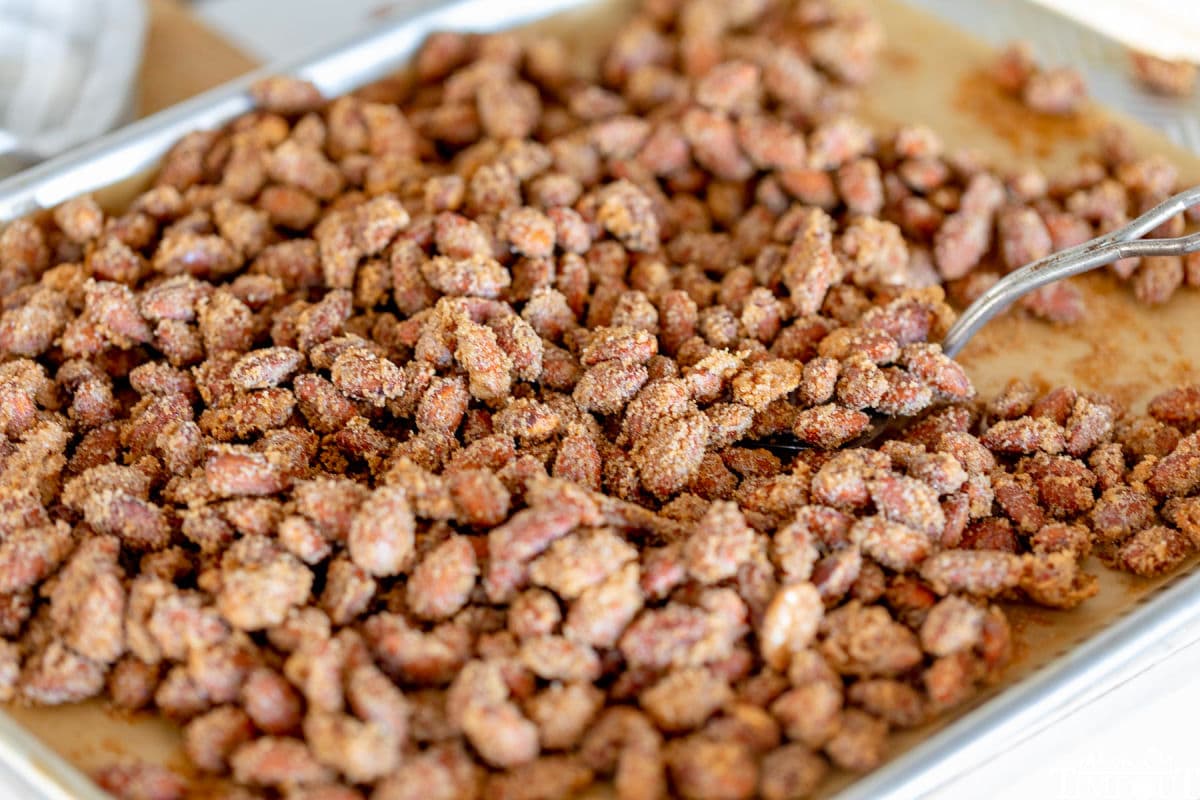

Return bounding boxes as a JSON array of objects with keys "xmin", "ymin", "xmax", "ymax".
[{"xmin": 5, "ymin": 0, "xmax": 1200, "ymax": 796}]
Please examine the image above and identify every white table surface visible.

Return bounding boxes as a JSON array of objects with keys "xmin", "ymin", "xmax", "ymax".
[{"xmin": 3, "ymin": 1, "xmax": 1187, "ymax": 798}]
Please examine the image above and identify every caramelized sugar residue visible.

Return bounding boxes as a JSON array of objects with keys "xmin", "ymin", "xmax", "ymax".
[{"xmin": 954, "ymin": 69, "xmax": 1097, "ymax": 158}]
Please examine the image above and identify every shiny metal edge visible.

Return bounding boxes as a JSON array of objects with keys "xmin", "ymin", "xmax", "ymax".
[
  {"xmin": 0, "ymin": 0, "xmax": 593, "ymax": 221},
  {"xmin": 0, "ymin": 0, "xmax": 1197, "ymax": 798},
  {"xmin": 0, "ymin": 712, "xmax": 109, "ymax": 800},
  {"xmin": 836, "ymin": 565, "xmax": 1200, "ymax": 799}
]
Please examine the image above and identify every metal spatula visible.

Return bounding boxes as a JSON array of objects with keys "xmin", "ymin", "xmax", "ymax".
[{"xmin": 763, "ymin": 184, "xmax": 1200, "ymax": 453}]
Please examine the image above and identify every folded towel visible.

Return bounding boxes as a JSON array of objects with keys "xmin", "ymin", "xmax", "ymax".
[{"xmin": 0, "ymin": 0, "xmax": 146, "ymax": 169}]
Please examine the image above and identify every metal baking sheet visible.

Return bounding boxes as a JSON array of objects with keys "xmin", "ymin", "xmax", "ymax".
[
  {"xmin": 909, "ymin": 0, "xmax": 1200, "ymax": 154},
  {"xmin": 0, "ymin": 0, "xmax": 1199, "ymax": 798}
]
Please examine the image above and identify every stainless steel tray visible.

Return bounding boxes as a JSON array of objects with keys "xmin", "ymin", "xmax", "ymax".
[
  {"xmin": 0, "ymin": 0, "xmax": 592, "ymax": 221},
  {"xmin": 1, "ymin": 1, "xmax": 1199, "ymax": 798}
]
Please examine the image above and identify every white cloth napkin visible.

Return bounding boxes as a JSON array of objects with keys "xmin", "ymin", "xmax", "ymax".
[
  {"xmin": 0, "ymin": 0, "xmax": 146, "ymax": 167},
  {"xmin": 1030, "ymin": 0, "xmax": 1200, "ymax": 62}
]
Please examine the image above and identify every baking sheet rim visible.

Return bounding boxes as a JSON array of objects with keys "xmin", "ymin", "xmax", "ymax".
[{"xmin": 0, "ymin": 0, "xmax": 1198, "ymax": 797}]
